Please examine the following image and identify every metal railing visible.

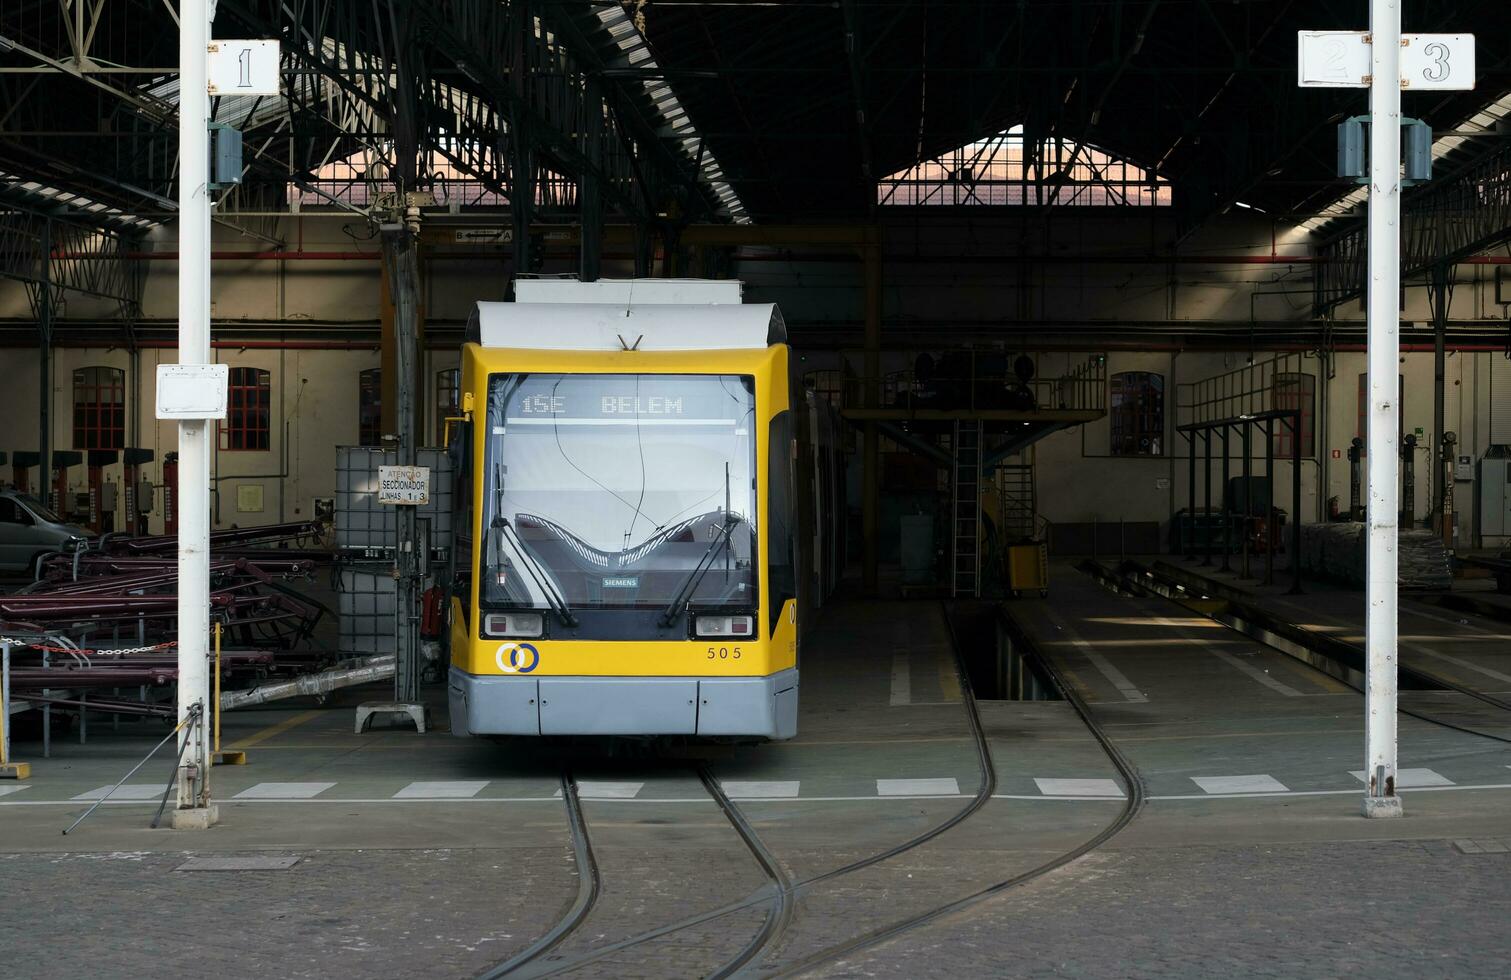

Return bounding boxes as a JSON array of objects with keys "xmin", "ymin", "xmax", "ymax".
[
  {"xmin": 838, "ymin": 350, "xmax": 1107, "ymax": 414},
  {"xmin": 1179, "ymin": 352, "xmax": 1330, "ymax": 463}
]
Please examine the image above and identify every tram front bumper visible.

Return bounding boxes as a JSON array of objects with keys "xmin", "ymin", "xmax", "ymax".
[{"xmin": 447, "ymin": 667, "xmax": 798, "ymax": 739}]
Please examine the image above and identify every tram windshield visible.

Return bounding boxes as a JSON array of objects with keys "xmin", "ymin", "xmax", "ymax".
[{"xmin": 482, "ymin": 373, "xmax": 758, "ymax": 613}]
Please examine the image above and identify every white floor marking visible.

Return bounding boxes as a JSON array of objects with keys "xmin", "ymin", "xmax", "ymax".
[
  {"xmin": 568, "ymin": 781, "xmax": 644, "ymax": 800},
  {"xmin": 71, "ymin": 784, "xmax": 170, "ymax": 801},
  {"xmin": 1349, "ymin": 767, "xmax": 1454, "ymax": 788},
  {"xmin": 0, "ymin": 785, "xmax": 30, "ymax": 798},
  {"xmin": 722, "ymin": 780, "xmax": 800, "ymax": 799},
  {"xmin": 1042, "ymin": 607, "xmax": 1148, "ymax": 703},
  {"xmin": 1034, "ymin": 777, "xmax": 1124, "ymax": 797},
  {"xmin": 1147, "ymin": 614, "xmax": 1305, "ymax": 697},
  {"xmin": 394, "ymin": 780, "xmax": 489, "ymax": 799},
  {"xmin": 233, "ymin": 781, "xmax": 336, "ymax": 799},
  {"xmin": 889, "ymin": 651, "xmax": 912, "ymax": 706},
  {"xmin": 877, "ymin": 777, "xmax": 959, "ymax": 796},
  {"xmin": 1191, "ymin": 774, "xmax": 1289, "ymax": 794},
  {"xmin": 7, "ymin": 783, "xmax": 1511, "ymax": 807}
]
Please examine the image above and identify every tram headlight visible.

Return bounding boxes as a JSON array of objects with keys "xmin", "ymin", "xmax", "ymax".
[
  {"xmin": 483, "ymin": 612, "xmax": 545, "ymax": 638},
  {"xmin": 694, "ymin": 614, "xmax": 755, "ymax": 638}
]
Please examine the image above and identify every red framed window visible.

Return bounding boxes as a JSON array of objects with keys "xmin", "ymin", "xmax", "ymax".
[
  {"xmin": 436, "ymin": 368, "xmax": 459, "ymax": 445},
  {"xmin": 359, "ymin": 368, "xmax": 382, "ymax": 447},
  {"xmin": 72, "ymin": 366, "xmax": 126, "ymax": 450},
  {"xmin": 220, "ymin": 367, "xmax": 271, "ymax": 451},
  {"xmin": 1110, "ymin": 371, "xmax": 1164, "ymax": 456},
  {"xmin": 1271, "ymin": 373, "xmax": 1315, "ymax": 458}
]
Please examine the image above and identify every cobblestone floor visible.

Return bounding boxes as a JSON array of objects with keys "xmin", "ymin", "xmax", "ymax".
[
  {"xmin": 0, "ymin": 847, "xmax": 576, "ymax": 979},
  {"xmin": 518, "ymin": 839, "xmax": 773, "ymax": 978},
  {"xmin": 816, "ymin": 838, "xmax": 1511, "ymax": 979}
]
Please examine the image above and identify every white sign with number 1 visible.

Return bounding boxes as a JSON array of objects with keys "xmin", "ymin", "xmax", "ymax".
[{"xmin": 207, "ymin": 39, "xmax": 281, "ymax": 96}]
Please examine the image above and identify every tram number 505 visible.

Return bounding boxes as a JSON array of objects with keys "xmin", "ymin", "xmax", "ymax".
[{"xmin": 708, "ymin": 646, "xmax": 743, "ymax": 660}]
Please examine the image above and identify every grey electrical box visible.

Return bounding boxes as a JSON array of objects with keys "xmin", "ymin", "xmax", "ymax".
[
  {"xmin": 136, "ymin": 479, "xmax": 154, "ymax": 514},
  {"xmin": 899, "ymin": 514, "xmax": 935, "ymax": 586},
  {"xmin": 1404, "ymin": 120, "xmax": 1433, "ymax": 183},
  {"xmin": 212, "ymin": 125, "xmax": 243, "ymax": 186},
  {"xmin": 1337, "ymin": 118, "xmax": 1366, "ymax": 181},
  {"xmin": 1478, "ymin": 451, "xmax": 1511, "ymax": 541},
  {"xmin": 100, "ymin": 481, "xmax": 118, "ymax": 512}
]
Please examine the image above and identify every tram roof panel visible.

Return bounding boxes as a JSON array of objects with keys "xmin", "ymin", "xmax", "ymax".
[
  {"xmin": 469, "ymin": 300, "xmax": 786, "ymax": 352},
  {"xmin": 513, "ymin": 277, "xmax": 744, "ymax": 306}
]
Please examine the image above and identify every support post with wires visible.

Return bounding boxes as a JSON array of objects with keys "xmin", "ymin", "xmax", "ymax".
[
  {"xmin": 168, "ymin": 0, "xmax": 217, "ymax": 831},
  {"xmin": 354, "ymin": 223, "xmax": 429, "ymax": 736}
]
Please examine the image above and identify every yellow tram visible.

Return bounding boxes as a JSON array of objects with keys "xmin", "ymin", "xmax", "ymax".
[{"xmin": 446, "ymin": 278, "xmax": 840, "ymax": 739}]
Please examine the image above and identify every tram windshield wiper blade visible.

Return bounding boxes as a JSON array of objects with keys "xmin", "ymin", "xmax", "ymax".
[
  {"xmin": 499, "ymin": 518, "xmax": 577, "ymax": 627},
  {"xmin": 659, "ymin": 515, "xmax": 741, "ymax": 628}
]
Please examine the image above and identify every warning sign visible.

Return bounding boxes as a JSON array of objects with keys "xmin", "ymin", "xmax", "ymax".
[
  {"xmin": 454, "ymin": 228, "xmax": 512, "ymax": 244},
  {"xmin": 378, "ymin": 465, "xmax": 430, "ymax": 505}
]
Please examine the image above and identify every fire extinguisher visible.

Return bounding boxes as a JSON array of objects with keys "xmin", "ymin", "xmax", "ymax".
[
  {"xmin": 163, "ymin": 452, "xmax": 179, "ymax": 535},
  {"xmin": 420, "ymin": 586, "xmax": 444, "ymax": 639}
]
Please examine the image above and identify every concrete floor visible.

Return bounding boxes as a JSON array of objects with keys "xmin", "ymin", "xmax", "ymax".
[{"xmin": 1, "ymin": 584, "xmax": 1508, "ymax": 978}]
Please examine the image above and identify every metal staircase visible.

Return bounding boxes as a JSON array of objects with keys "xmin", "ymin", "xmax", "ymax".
[
  {"xmin": 997, "ymin": 458, "xmax": 1038, "ymax": 541},
  {"xmin": 951, "ymin": 420, "xmax": 983, "ymax": 597}
]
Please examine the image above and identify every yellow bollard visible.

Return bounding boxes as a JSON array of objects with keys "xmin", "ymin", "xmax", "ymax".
[{"xmin": 211, "ymin": 623, "xmax": 246, "ymax": 766}]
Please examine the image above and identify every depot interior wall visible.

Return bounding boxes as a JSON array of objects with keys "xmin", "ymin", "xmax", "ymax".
[
  {"xmin": 739, "ymin": 210, "xmax": 1323, "ymax": 329},
  {"xmin": 1, "ymin": 210, "xmax": 1508, "ymax": 543},
  {"xmin": 1026, "ymin": 347, "xmax": 1505, "ymax": 548}
]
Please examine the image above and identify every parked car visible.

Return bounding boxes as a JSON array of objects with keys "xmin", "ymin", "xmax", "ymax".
[{"xmin": 0, "ymin": 489, "xmax": 89, "ymax": 573}]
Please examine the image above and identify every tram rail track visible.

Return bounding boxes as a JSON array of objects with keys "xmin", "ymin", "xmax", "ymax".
[
  {"xmin": 481, "ymin": 600, "xmax": 1147, "ymax": 978},
  {"xmin": 480, "ymin": 775, "xmax": 601, "ymax": 979},
  {"xmin": 483, "ymin": 764, "xmax": 792, "ymax": 980},
  {"xmin": 486, "ymin": 601, "xmax": 999, "ymax": 978},
  {"xmin": 765, "ymin": 605, "xmax": 1146, "ymax": 976}
]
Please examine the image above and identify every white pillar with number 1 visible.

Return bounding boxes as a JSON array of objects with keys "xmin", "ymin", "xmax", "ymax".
[{"xmin": 174, "ymin": 0, "xmax": 216, "ymax": 829}]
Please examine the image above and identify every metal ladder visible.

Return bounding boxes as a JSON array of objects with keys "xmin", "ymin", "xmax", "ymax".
[{"xmin": 951, "ymin": 420, "xmax": 983, "ymax": 597}]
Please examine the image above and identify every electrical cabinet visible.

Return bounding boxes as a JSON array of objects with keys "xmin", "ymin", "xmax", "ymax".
[{"xmin": 1479, "ymin": 454, "xmax": 1511, "ymax": 540}]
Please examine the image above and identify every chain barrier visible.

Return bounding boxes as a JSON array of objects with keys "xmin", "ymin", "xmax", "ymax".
[{"xmin": 0, "ymin": 637, "xmax": 179, "ymax": 656}]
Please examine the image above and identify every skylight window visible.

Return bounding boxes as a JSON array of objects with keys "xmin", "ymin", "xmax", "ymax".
[
  {"xmin": 592, "ymin": 4, "xmax": 748, "ymax": 223},
  {"xmin": 878, "ymin": 125, "xmax": 1171, "ymax": 207}
]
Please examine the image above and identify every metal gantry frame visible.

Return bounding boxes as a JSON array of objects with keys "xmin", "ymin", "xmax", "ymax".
[{"xmin": 1176, "ymin": 409, "xmax": 1304, "ymax": 596}]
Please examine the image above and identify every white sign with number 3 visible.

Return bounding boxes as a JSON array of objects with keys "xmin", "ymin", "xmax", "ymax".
[{"xmin": 1400, "ymin": 34, "xmax": 1475, "ymax": 91}]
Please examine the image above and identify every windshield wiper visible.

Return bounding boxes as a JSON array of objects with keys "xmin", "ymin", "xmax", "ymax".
[
  {"xmin": 659, "ymin": 515, "xmax": 741, "ymax": 628},
  {"xmin": 497, "ymin": 518, "xmax": 578, "ymax": 628}
]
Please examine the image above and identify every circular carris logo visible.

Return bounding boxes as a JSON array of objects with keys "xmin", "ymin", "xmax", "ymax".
[{"xmin": 496, "ymin": 642, "xmax": 540, "ymax": 674}]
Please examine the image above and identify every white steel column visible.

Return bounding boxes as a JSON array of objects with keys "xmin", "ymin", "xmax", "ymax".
[
  {"xmin": 1362, "ymin": 0, "xmax": 1403, "ymax": 818},
  {"xmin": 174, "ymin": 0, "xmax": 216, "ymax": 828}
]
